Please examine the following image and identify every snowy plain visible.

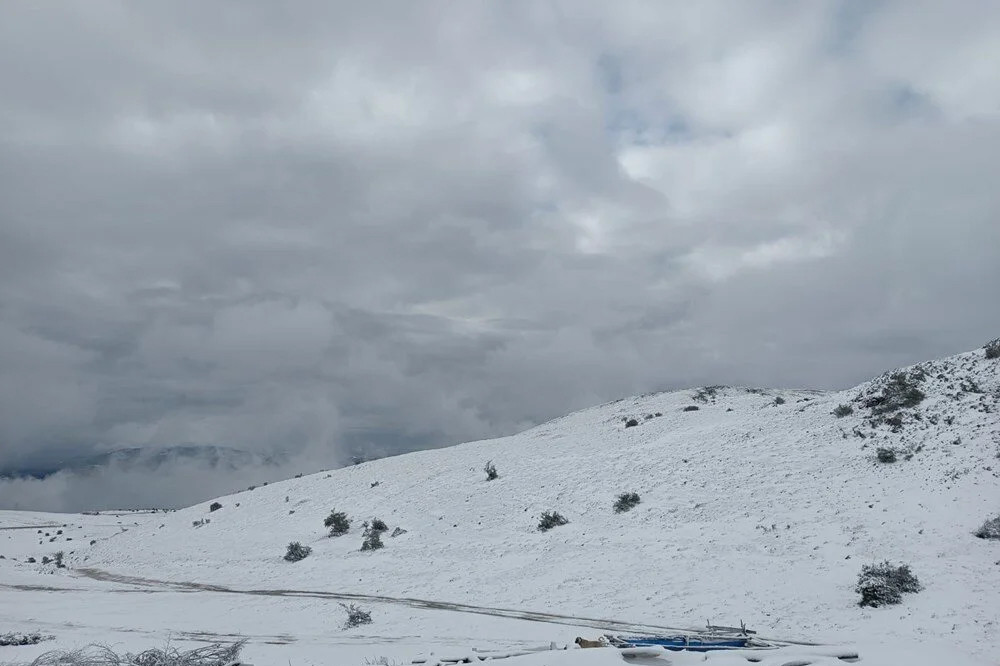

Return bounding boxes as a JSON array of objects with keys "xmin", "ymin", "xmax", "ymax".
[{"xmin": 1, "ymin": 343, "xmax": 998, "ymax": 665}]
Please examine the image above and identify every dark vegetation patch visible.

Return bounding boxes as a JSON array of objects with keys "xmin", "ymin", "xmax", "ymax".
[
  {"xmin": 284, "ymin": 542, "xmax": 311, "ymax": 562},
  {"xmin": 324, "ymin": 510, "xmax": 351, "ymax": 536},
  {"xmin": 537, "ymin": 511, "xmax": 569, "ymax": 532},
  {"xmin": 975, "ymin": 515, "xmax": 1000, "ymax": 540},
  {"xmin": 613, "ymin": 492, "xmax": 641, "ymax": 513},
  {"xmin": 856, "ymin": 562, "xmax": 921, "ymax": 607}
]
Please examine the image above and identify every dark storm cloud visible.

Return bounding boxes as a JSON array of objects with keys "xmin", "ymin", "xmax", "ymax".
[{"xmin": 1, "ymin": 0, "xmax": 998, "ymax": 510}]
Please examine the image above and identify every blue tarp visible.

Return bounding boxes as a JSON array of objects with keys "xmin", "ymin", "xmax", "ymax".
[{"xmin": 617, "ymin": 636, "xmax": 750, "ymax": 651}]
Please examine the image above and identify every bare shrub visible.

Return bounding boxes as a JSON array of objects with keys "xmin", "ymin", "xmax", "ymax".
[
  {"xmin": 484, "ymin": 460, "xmax": 499, "ymax": 481},
  {"xmin": 18, "ymin": 640, "xmax": 244, "ymax": 666}
]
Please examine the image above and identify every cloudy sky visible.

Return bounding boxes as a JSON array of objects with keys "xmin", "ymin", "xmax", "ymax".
[{"xmin": 2, "ymin": 1, "xmax": 998, "ymax": 511}]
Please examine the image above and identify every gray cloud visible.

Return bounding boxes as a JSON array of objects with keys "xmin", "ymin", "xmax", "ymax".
[{"xmin": 1, "ymin": 0, "xmax": 998, "ymax": 510}]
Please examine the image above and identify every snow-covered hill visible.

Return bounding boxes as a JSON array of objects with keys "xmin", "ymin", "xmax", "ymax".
[
  {"xmin": 71, "ymin": 342, "xmax": 1000, "ymax": 652},
  {"xmin": 3, "ymin": 340, "xmax": 998, "ymax": 664}
]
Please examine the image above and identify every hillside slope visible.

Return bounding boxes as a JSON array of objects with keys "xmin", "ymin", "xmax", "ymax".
[{"xmin": 71, "ymin": 341, "xmax": 1000, "ymax": 657}]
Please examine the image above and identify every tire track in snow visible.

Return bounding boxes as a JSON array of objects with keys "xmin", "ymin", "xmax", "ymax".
[{"xmin": 75, "ymin": 567, "xmax": 818, "ymax": 646}]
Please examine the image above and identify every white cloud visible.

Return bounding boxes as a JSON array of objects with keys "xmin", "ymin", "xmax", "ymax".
[{"xmin": 1, "ymin": 0, "xmax": 998, "ymax": 510}]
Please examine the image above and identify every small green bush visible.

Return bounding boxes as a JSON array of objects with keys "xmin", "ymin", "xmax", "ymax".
[
  {"xmin": 361, "ymin": 531, "xmax": 384, "ymax": 551},
  {"xmin": 538, "ymin": 510, "xmax": 569, "ymax": 532},
  {"xmin": 613, "ymin": 492, "xmax": 641, "ymax": 513},
  {"xmin": 324, "ymin": 510, "xmax": 351, "ymax": 536},
  {"xmin": 284, "ymin": 542, "xmax": 312, "ymax": 562}
]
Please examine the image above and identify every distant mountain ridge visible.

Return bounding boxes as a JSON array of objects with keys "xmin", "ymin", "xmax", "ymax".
[{"xmin": 0, "ymin": 445, "xmax": 279, "ymax": 480}]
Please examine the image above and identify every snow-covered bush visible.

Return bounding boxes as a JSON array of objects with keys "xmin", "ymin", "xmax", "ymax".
[
  {"xmin": 856, "ymin": 561, "xmax": 921, "ymax": 607},
  {"xmin": 341, "ymin": 603, "xmax": 373, "ymax": 628},
  {"xmin": 862, "ymin": 371, "xmax": 925, "ymax": 415},
  {"xmin": 876, "ymin": 447, "xmax": 897, "ymax": 463},
  {"xmin": 484, "ymin": 460, "xmax": 499, "ymax": 481},
  {"xmin": 693, "ymin": 386, "xmax": 722, "ymax": 403},
  {"xmin": 984, "ymin": 338, "xmax": 1000, "ymax": 359},
  {"xmin": 538, "ymin": 510, "xmax": 569, "ymax": 532},
  {"xmin": 324, "ymin": 510, "xmax": 351, "ymax": 536},
  {"xmin": 361, "ymin": 531, "xmax": 384, "ymax": 551},
  {"xmin": 624, "ymin": 418, "xmax": 639, "ymax": 428},
  {"xmin": 0, "ymin": 631, "xmax": 52, "ymax": 646},
  {"xmin": 682, "ymin": 405, "xmax": 699, "ymax": 412},
  {"xmin": 613, "ymin": 492, "xmax": 641, "ymax": 513},
  {"xmin": 284, "ymin": 542, "xmax": 312, "ymax": 562},
  {"xmin": 209, "ymin": 502, "xmax": 222, "ymax": 512},
  {"xmin": 369, "ymin": 518, "xmax": 388, "ymax": 533},
  {"xmin": 773, "ymin": 396, "xmax": 786, "ymax": 405},
  {"xmin": 974, "ymin": 515, "xmax": 1000, "ymax": 540},
  {"xmin": 833, "ymin": 404, "xmax": 854, "ymax": 417}
]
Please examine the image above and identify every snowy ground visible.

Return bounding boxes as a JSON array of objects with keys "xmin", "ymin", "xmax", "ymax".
[{"xmin": 2, "ymin": 344, "xmax": 998, "ymax": 665}]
